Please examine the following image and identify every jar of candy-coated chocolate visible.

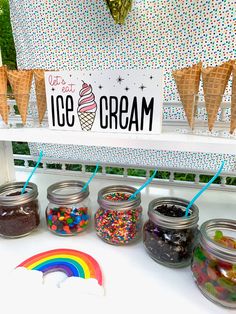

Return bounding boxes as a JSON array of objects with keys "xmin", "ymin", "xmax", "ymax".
[
  {"xmin": 191, "ymin": 219, "xmax": 236, "ymax": 308},
  {"xmin": 95, "ymin": 185, "xmax": 142, "ymax": 245},
  {"xmin": 143, "ymin": 197, "xmax": 199, "ymax": 268},
  {"xmin": 46, "ymin": 180, "xmax": 90, "ymax": 236},
  {"xmin": 0, "ymin": 182, "xmax": 40, "ymax": 238}
]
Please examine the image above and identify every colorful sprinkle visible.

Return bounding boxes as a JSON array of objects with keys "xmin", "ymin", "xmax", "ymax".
[{"xmin": 95, "ymin": 192, "xmax": 142, "ymax": 245}]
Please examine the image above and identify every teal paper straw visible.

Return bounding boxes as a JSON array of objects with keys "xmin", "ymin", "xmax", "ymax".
[
  {"xmin": 81, "ymin": 163, "xmax": 99, "ymax": 192},
  {"xmin": 185, "ymin": 161, "xmax": 225, "ymax": 217},
  {"xmin": 21, "ymin": 150, "xmax": 44, "ymax": 194},
  {"xmin": 129, "ymin": 169, "xmax": 158, "ymax": 200}
]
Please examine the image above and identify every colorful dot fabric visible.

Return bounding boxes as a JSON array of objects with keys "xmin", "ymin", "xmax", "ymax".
[
  {"xmin": 9, "ymin": 0, "xmax": 235, "ymax": 102},
  {"xmin": 9, "ymin": 0, "xmax": 236, "ymax": 171}
]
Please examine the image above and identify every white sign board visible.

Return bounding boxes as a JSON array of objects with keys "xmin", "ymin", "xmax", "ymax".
[{"xmin": 45, "ymin": 70, "xmax": 163, "ymax": 134}]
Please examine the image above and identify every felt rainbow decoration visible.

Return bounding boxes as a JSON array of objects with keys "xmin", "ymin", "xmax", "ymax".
[{"xmin": 17, "ymin": 248, "xmax": 102, "ymax": 286}]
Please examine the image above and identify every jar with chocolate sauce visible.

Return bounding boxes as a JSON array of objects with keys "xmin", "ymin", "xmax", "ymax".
[{"xmin": 0, "ymin": 182, "xmax": 40, "ymax": 238}]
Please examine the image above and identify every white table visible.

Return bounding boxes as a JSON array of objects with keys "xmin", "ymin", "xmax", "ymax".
[{"xmin": 0, "ymin": 171, "xmax": 235, "ymax": 314}]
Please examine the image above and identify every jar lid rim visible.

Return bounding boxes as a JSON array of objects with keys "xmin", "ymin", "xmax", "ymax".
[
  {"xmin": 200, "ymin": 219, "xmax": 236, "ymax": 261},
  {"xmin": 97, "ymin": 185, "xmax": 141, "ymax": 210},
  {"xmin": 47, "ymin": 180, "xmax": 89, "ymax": 205},
  {"xmin": 0, "ymin": 182, "xmax": 38, "ymax": 206},
  {"xmin": 148, "ymin": 197, "xmax": 199, "ymax": 229}
]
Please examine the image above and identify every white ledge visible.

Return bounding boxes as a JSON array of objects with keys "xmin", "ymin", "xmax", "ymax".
[{"xmin": 0, "ymin": 128, "xmax": 236, "ymax": 154}]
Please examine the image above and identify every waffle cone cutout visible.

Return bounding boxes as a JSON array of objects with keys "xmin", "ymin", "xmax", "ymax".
[
  {"xmin": 230, "ymin": 64, "xmax": 236, "ymax": 134},
  {"xmin": 7, "ymin": 69, "xmax": 33, "ymax": 125},
  {"xmin": 173, "ymin": 62, "xmax": 202, "ymax": 129},
  {"xmin": 34, "ymin": 69, "xmax": 47, "ymax": 124},
  {"xmin": 202, "ymin": 61, "xmax": 233, "ymax": 131},
  {"xmin": 0, "ymin": 66, "xmax": 8, "ymax": 124}
]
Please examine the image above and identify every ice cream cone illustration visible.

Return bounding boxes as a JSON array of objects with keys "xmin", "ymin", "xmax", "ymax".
[
  {"xmin": 0, "ymin": 66, "xmax": 8, "ymax": 124},
  {"xmin": 202, "ymin": 60, "xmax": 233, "ymax": 131},
  {"xmin": 7, "ymin": 69, "xmax": 33, "ymax": 125},
  {"xmin": 34, "ymin": 69, "xmax": 47, "ymax": 124},
  {"xmin": 105, "ymin": 0, "xmax": 133, "ymax": 24},
  {"xmin": 78, "ymin": 81, "xmax": 97, "ymax": 131},
  {"xmin": 230, "ymin": 64, "xmax": 236, "ymax": 134},
  {"xmin": 173, "ymin": 62, "xmax": 202, "ymax": 129}
]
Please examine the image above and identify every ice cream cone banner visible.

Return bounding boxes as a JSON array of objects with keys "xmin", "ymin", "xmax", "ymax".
[
  {"xmin": 230, "ymin": 64, "xmax": 236, "ymax": 134},
  {"xmin": 173, "ymin": 62, "xmax": 202, "ymax": 129},
  {"xmin": 0, "ymin": 66, "xmax": 8, "ymax": 124},
  {"xmin": 34, "ymin": 69, "xmax": 47, "ymax": 124},
  {"xmin": 7, "ymin": 69, "xmax": 33, "ymax": 125},
  {"xmin": 202, "ymin": 60, "xmax": 233, "ymax": 131},
  {"xmin": 77, "ymin": 81, "xmax": 97, "ymax": 131},
  {"xmin": 105, "ymin": 0, "xmax": 133, "ymax": 24}
]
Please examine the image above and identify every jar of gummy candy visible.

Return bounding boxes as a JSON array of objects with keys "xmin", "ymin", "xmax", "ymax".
[
  {"xmin": 0, "ymin": 182, "xmax": 40, "ymax": 238},
  {"xmin": 95, "ymin": 185, "xmax": 142, "ymax": 245},
  {"xmin": 46, "ymin": 180, "xmax": 90, "ymax": 236},
  {"xmin": 191, "ymin": 219, "xmax": 236, "ymax": 308},
  {"xmin": 143, "ymin": 197, "xmax": 199, "ymax": 268}
]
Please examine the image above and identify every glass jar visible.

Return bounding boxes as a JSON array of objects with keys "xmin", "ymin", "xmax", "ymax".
[
  {"xmin": 46, "ymin": 180, "xmax": 90, "ymax": 236},
  {"xmin": 191, "ymin": 219, "xmax": 236, "ymax": 308},
  {"xmin": 95, "ymin": 185, "xmax": 143, "ymax": 245},
  {"xmin": 143, "ymin": 197, "xmax": 199, "ymax": 268},
  {"xmin": 0, "ymin": 182, "xmax": 40, "ymax": 238}
]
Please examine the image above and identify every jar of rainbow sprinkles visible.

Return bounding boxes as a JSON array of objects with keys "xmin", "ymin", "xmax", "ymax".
[
  {"xmin": 46, "ymin": 180, "xmax": 90, "ymax": 236},
  {"xmin": 191, "ymin": 219, "xmax": 236, "ymax": 308},
  {"xmin": 95, "ymin": 185, "xmax": 143, "ymax": 245}
]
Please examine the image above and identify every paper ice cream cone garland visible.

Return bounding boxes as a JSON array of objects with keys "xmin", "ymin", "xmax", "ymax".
[
  {"xmin": 33, "ymin": 69, "xmax": 47, "ymax": 124},
  {"xmin": 7, "ymin": 69, "xmax": 33, "ymax": 125},
  {"xmin": 202, "ymin": 60, "xmax": 233, "ymax": 131},
  {"xmin": 173, "ymin": 61, "xmax": 235, "ymax": 132},
  {"xmin": 0, "ymin": 66, "xmax": 8, "ymax": 124}
]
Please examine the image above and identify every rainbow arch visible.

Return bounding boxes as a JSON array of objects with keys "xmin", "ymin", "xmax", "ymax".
[{"xmin": 17, "ymin": 248, "xmax": 102, "ymax": 285}]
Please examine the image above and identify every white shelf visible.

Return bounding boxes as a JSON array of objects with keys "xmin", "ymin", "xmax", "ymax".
[
  {"xmin": 0, "ymin": 171, "xmax": 235, "ymax": 314},
  {"xmin": 0, "ymin": 128, "xmax": 236, "ymax": 154}
]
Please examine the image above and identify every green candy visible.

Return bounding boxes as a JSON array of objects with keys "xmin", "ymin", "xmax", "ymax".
[
  {"xmin": 229, "ymin": 292, "xmax": 236, "ymax": 301},
  {"xmin": 217, "ymin": 278, "xmax": 235, "ymax": 293},
  {"xmin": 105, "ymin": 0, "xmax": 133, "ymax": 24},
  {"xmin": 194, "ymin": 246, "xmax": 206, "ymax": 262},
  {"xmin": 214, "ymin": 230, "xmax": 223, "ymax": 241},
  {"xmin": 204, "ymin": 282, "xmax": 217, "ymax": 297},
  {"xmin": 67, "ymin": 218, "xmax": 73, "ymax": 224}
]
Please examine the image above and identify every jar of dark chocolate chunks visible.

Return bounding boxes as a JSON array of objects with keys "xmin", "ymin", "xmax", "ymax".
[
  {"xmin": 143, "ymin": 197, "xmax": 199, "ymax": 268},
  {"xmin": 0, "ymin": 182, "xmax": 40, "ymax": 238}
]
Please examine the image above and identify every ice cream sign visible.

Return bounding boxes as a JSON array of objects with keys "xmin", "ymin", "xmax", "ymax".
[{"xmin": 45, "ymin": 69, "xmax": 163, "ymax": 133}]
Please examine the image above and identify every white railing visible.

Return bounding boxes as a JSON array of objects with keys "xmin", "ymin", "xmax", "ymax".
[{"xmin": 14, "ymin": 154, "xmax": 236, "ymax": 192}]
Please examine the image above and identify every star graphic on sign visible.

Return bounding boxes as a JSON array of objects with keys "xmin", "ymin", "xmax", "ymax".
[
  {"xmin": 125, "ymin": 87, "xmax": 129, "ymax": 91},
  {"xmin": 69, "ymin": 75, "xmax": 72, "ymax": 77},
  {"xmin": 51, "ymin": 88, "xmax": 55, "ymax": 91},
  {"xmin": 117, "ymin": 76, "xmax": 124, "ymax": 84},
  {"xmin": 89, "ymin": 73, "xmax": 92, "ymax": 76},
  {"xmin": 139, "ymin": 84, "xmax": 146, "ymax": 91},
  {"xmin": 150, "ymin": 75, "xmax": 154, "ymax": 80},
  {"xmin": 98, "ymin": 85, "xmax": 103, "ymax": 89}
]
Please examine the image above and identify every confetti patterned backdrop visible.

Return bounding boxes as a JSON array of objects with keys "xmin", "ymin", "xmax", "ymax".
[
  {"xmin": 9, "ymin": 0, "xmax": 236, "ymax": 171},
  {"xmin": 9, "ymin": 0, "xmax": 235, "ymax": 102},
  {"xmin": 28, "ymin": 142, "xmax": 236, "ymax": 173}
]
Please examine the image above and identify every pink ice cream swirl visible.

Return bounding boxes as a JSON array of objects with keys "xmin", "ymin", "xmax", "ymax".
[{"xmin": 78, "ymin": 81, "xmax": 97, "ymax": 113}]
